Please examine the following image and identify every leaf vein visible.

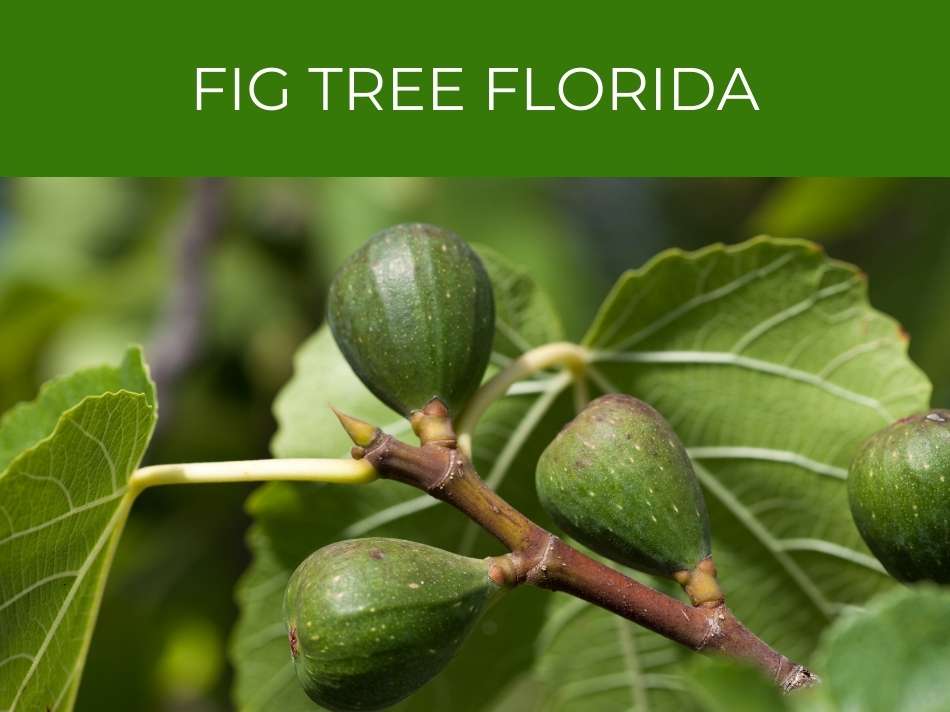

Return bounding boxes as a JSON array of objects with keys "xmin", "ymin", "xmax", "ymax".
[
  {"xmin": 66, "ymin": 417, "xmax": 118, "ymax": 491},
  {"xmin": 731, "ymin": 275, "xmax": 858, "ymax": 354},
  {"xmin": 776, "ymin": 538, "xmax": 887, "ymax": 574},
  {"xmin": 592, "ymin": 350, "xmax": 894, "ymax": 422},
  {"xmin": 0, "ymin": 489, "xmax": 128, "ymax": 547},
  {"xmin": 0, "ymin": 571, "xmax": 79, "ymax": 614},
  {"xmin": 19, "ymin": 472, "xmax": 75, "ymax": 509},
  {"xmin": 607, "ymin": 252, "xmax": 796, "ymax": 351},
  {"xmin": 6, "ymin": 501, "xmax": 129, "ymax": 711},
  {"xmin": 686, "ymin": 446, "xmax": 848, "ymax": 479},
  {"xmin": 692, "ymin": 461, "xmax": 836, "ymax": 619}
]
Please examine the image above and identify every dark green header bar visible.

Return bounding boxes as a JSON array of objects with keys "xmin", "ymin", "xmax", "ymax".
[{"xmin": 2, "ymin": 3, "xmax": 947, "ymax": 175}]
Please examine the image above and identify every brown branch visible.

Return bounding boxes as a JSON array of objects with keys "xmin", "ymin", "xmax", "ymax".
[{"xmin": 345, "ymin": 413, "xmax": 817, "ymax": 693}]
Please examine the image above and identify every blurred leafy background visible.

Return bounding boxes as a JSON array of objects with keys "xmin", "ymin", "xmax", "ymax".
[{"xmin": 0, "ymin": 177, "xmax": 947, "ymax": 711}]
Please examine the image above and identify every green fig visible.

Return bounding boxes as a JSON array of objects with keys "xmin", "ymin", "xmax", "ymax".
[
  {"xmin": 536, "ymin": 394, "xmax": 717, "ymax": 602},
  {"xmin": 848, "ymin": 409, "xmax": 950, "ymax": 583},
  {"xmin": 284, "ymin": 537, "xmax": 503, "ymax": 711},
  {"xmin": 327, "ymin": 223, "xmax": 495, "ymax": 417}
]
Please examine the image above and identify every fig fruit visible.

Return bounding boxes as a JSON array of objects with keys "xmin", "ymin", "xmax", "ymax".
[
  {"xmin": 327, "ymin": 223, "xmax": 495, "ymax": 417},
  {"xmin": 536, "ymin": 394, "xmax": 717, "ymax": 601},
  {"xmin": 848, "ymin": 409, "xmax": 950, "ymax": 583},
  {"xmin": 284, "ymin": 537, "xmax": 502, "ymax": 711}
]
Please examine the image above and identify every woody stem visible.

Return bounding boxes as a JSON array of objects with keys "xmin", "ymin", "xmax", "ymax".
[{"xmin": 353, "ymin": 429, "xmax": 816, "ymax": 692}]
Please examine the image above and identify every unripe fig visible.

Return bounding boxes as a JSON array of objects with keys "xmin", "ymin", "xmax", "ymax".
[
  {"xmin": 327, "ymin": 223, "xmax": 495, "ymax": 417},
  {"xmin": 284, "ymin": 537, "xmax": 502, "ymax": 711},
  {"xmin": 848, "ymin": 409, "xmax": 950, "ymax": 583},
  {"xmin": 536, "ymin": 395, "xmax": 717, "ymax": 601}
]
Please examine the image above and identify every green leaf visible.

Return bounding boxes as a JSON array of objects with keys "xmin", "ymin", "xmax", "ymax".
[
  {"xmin": 233, "ymin": 248, "xmax": 569, "ymax": 711},
  {"xmin": 475, "ymin": 246, "xmax": 565, "ymax": 358},
  {"xmin": 0, "ymin": 347, "xmax": 157, "ymax": 712},
  {"xmin": 239, "ymin": 236, "xmax": 930, "ymax": 710},
  {"xmin": 812, "ymin": 586, "xmax": 950, "ymax": 712},
  {"xmin": 528, "ymin": 238, "xmax": 930, "ymax": 710},
  {"xmin": 577, "ymin": 237, "xmax": 928, "ymax": 661}
]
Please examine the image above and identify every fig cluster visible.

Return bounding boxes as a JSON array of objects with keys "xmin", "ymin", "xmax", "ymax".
[
  {"xmin": 287, "ymin": 225, "xmax": 723, "ymax": 709},
  {"xmin": 286, "ymin": 224, "xmax": 504, "ymax": 710},
  {"xmin": 284, "ymin": 224, "xmax": 950, "ymax": 709}
]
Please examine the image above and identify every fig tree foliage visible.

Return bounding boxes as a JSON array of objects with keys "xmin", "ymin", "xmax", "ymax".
[
  {"xmin": 239, "ymin": 237, "xmax": 930, "ymax": 711},
  {"xmin": 0, "ymin": 233, "xmax": 940, "ymax": 712}
]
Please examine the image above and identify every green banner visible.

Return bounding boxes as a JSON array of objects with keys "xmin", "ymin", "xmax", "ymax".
[{"xmin": 2, "ymin": 2, "xmax": 947, "ymax": 175}]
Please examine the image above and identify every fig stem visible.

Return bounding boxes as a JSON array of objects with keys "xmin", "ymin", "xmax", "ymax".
[
  {"xmin": 410, "ymin": 398, "xmax": 458, "ymax": 448},
  {"xmin": 350, "ymin": 424, "xmax": 817, "ymax": 693},
  {"xmin": 130, "ymin": 458, "xmax": 377, "ymax": 493},
  {"xmin": 456, "ymin": 342, "xmax": 590, "ymax": 457}
]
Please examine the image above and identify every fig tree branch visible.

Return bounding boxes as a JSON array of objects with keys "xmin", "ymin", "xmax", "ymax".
[{"xmin": 338, "ymin": 408, "xmax": 817, "ymax": 693}]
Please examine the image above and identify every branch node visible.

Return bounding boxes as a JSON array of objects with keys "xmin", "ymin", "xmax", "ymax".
[
  {"xmin": 696, "ymin": 607, "xmax": 724, "ymax": 651},
  {"xmin": 426, "ymin": 449, "xmax": 463, "ymax": 493},
  {"xmin": 410, "ymin": 397, "xmax": 458, "ymax": 448},
  {"xmin": 487, "ymin": 554, "xmax": 524, "ymax": 587},
  {"xmin": 525, "ymin": 533, "xmax": 560, "ymax": 585},
  {"xmin": 673, "ymin": 557, "xmax": 724, "ymax": 607}
]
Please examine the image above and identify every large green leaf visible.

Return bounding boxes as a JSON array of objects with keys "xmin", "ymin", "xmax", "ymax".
[
  {"xmin": 525, "ymin": 238, "xmax": 930, "ymax": 711},
  {"xmin": 0, "ymin": 348, "xmax": 156, "ymax": 712},
  {"xmin": 233, "ymin": 246, "xmax": 569, "ymax": 711},
  {"xmin": 528, "ymin": 236, "xmax": 928, "ymax": 705}
]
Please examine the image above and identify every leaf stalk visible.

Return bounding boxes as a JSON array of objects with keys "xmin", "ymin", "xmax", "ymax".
[
  {"xmin": 456, "ymin": 341, "xmax": 590, "ymax": 456},
  {"xmin": 130, "ymin": 458, "xmax": 377, "ymax": 494}
]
